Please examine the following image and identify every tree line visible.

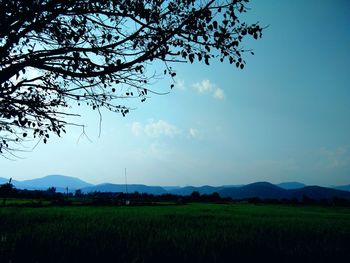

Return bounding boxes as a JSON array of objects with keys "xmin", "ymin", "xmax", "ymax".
[{"xmin": 1, "ymin": 182, "xmax": 350, "ymax": 207}]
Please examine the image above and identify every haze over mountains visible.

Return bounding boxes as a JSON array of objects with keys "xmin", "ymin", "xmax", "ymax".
[
  {"xmin": 1, "ymin": 175, "xmax": 350, "ymax": 200},
  {"xmin": 0, "ymin": 175, "xmax": 92, "ymax": 193}
]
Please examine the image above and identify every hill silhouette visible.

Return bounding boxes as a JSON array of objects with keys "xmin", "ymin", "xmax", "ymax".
[
  {"xmin": 169, "ymin": 185, "xmax": 225, "ymax": 195},
  {"xmin": 277, "ymin": 182, "xmax": 305, "ymax": 190},
  {"xmin": 219, "ymin": 182, "xmax": 288, "ymax": 199},
  {"xmin": 289, "ymin": 186, "xmax": 350, "ymax": 200},
  {"xmin": 81, "ymin": 183, "xmax": 167, "ymax": 195},
  {"xmin": 333, "ymin": 184, "xmax": 350, "ymax": 192},
  {"xmin": 219, "ymin": 182, "xmax": 350, "ymax": 200},
  {"xmin": 5, "ymin": 175, "xmax": 93, "ymax": 191},
  {"xmin": 1, "ymin": 175, "xmax": 350, "ymax": 200}
]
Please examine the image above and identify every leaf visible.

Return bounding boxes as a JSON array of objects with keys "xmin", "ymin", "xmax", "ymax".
[
  {"xmin": 205, "ymin": 56, "xmax": 209, "ymax": 65},
  {"xmin": 189, "ymin": 53, "xmax": 194, "ymax": 63}
]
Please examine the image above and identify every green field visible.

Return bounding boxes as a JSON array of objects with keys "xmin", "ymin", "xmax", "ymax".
[{"xmin": 0, "ymin": 203, "xmax": 349, "ymax": 262}]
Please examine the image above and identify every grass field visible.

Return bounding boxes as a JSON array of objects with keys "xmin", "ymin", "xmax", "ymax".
[{"xmin": 0, "ymin": 203, "xmax": 349, "ymax": 262}]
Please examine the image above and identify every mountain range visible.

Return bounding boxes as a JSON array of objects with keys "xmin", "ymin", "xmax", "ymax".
[
  {"xmin": 0, "ymin": 175, "xmax": 92, "ymax": 193},
  {"xmin": 1, "ymin": 175, "xmax": 350, "ymax": 200}
]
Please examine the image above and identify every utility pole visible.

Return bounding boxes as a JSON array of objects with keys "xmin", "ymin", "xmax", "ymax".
[
  {"xmin": 125, "ymin": 168, "xmax": 130, "ymax": 205},
  {"xmin": 125, "ymin": 168, "xmax": 128, "ymax": 194}
]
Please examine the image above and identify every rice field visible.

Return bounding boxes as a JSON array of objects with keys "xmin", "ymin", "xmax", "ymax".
[{"xmin": 0, "ymin": 203, "xmax": 349, "ymax": 262}]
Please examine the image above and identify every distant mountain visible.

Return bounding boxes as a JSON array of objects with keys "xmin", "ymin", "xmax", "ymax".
[
  {"xmin": 278, "ymin": 182, "xmax": 305, "ymax": 190},
  {"xmin": 167, "ymin": 184, "xmax": 245, "ymax": 195},
  {"xmin": 0, "ymin": 177, "xmax": 11, "ymax": 184},
  {"xmin": 333, "ymin": 185, "xmax": 350, "ymax": 192},
  {"xmin": 219, "ymin": 182, "xmax": 288, "ymax": 199},
  {"xmin": 81, "ymin": 183, "xmax": 167, "ymax": 195},
  {"xmin": 289, "ymin": 186, "xmax": 350, "ymax": 200},
  {"xmin": 21, "ymin": 175, "xmax": 93, "ymax": 190},
  {"xmin": 169, "ymin": 185, "xmax": 224, "ymax": 195},
  {"xmin": 218, "ymin": 182, "xmax": 350, "ymax": 201},
  {"xmin": 222, "ymin": 184, "xmax": 245, "ymax": 188},
  {"xmin": 2, "ymin": 175, "xmax": 349, "ymax": 200},
  {"xmin": 162, "ymin": 186, "xmax": 181, "ymax": 191},
  {"xmin": 0, "ymin": 177, "xmax": 34, "ymax": 189}
]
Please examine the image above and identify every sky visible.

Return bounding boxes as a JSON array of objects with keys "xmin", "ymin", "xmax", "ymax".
[{"xmin": 1, "ymin": 0, "xmax": 350, "ymax": 186}]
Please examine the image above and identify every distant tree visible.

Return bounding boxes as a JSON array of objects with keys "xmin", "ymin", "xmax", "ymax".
[
  {"xmin": 301, "ymin": 194, "xmax": 315, "ymax": 205},
  {"xmin": 46, "ymin": 186, "xmax": 56, "ymax": 194},
  {"xmin": 74, "ymin": 189, "xmax": 82, "ymax": 197},
  {"xmin": 190, "ymin": 191, "xmax": 200, "ymax": 200},
  {"xmin": 0, "ymin": 0, "xmax": 263, "ymax": 156},
  {"xmin": 210, "ymin": 192, "xmax": 220, "ymax": 201},
  {"xmin": 0, "ymin": 178, "xmax": 14, "ymax": 205}
]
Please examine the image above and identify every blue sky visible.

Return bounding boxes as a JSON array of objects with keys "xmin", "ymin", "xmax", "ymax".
[{"xmin": 1, "ymin": 0, "xmax": 350, "ymax": 186}]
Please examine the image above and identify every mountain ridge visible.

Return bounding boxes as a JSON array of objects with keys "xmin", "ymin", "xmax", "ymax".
[
  {"xmin": 218, "ymin": 182, "xmax": 350, "ymax": 200},
  {"xmin": 0, "ymin": 175, "xmax": 92, "ymax": 191},
  {"xmin": 1, "ymin": 175, "xmax": 349, "ymax": 199},
  {"xmin": 277, "ymin": 182, "xmax": 305, "ymax": 190},
  {"xmin": 81, "ymin": 183, "xmax": 167, "ymax": 195}
]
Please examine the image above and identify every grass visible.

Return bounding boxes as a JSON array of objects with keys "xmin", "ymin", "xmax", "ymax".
[
  {"xmin": 2, "ymin": 198, "xmax": 51, "ymax": 206},
  {"xmin": 0, "ymin": 203, "xmax": 349, "ymax": 262}
]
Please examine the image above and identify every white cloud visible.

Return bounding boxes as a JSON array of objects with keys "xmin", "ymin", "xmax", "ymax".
[
  {"xmin": 318, "ymin": 146, "xmax": 350, "ymax": 169},
  {"xmin": 131, "ymin": 120, "xmax": 181, "ymax": 138},
  {"xmin": 176, "ymin": 79, "xmax": 185, "ymax": 90},
  {"xmin": 192, "ymin": 79, "xmax": 225, "ymax": 100},
  {"xmin": 189, "ymin": 128, "xmax": 199, "ymax": 139},
  {"xmin": 145, "ymin": 120, "xmax": 180, "ymax": 137},
  {"xmin": 192, "ymin": 79, "xmax": 213, "ymax": 94},
  {"xmin": 131, "ymin": 122, "xmax": 143, "ymax": 136},
  {"xmin": 213, "ymin": 88, "xmax": 225, "ymax": 100}
]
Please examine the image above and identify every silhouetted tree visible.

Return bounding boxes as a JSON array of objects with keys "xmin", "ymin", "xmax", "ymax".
[
  {"xmin": 0, "ymin": 0, "xmax": 262, "ymax": 156},
  {"xmin": 209, "ymin": 192, "xmax": 221, "ymax": 201},
  {"xmin": 46, "ymin": 186, "xmax": 56, "ymax": 195},
  {"xmin": 190, "ymin": 191, "xmax": 200, "ymax": 201},
  {"xmin": 74, "ymin": 189, "xmax": 82, "ymax": 197},
  {"xmin": 0, "ymin": 178, "xmax": 14, "ymax": 205}
]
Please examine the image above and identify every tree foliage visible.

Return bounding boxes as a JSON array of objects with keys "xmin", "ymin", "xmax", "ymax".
[{"xmin": 0, "ymin": 0, "xmax": 262, "ymax": 156}]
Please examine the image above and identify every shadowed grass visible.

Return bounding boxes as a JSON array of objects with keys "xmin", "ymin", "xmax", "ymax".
[{"xmin": 0, "ymin": 203, "xmax": 349, "ymax": 262}]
